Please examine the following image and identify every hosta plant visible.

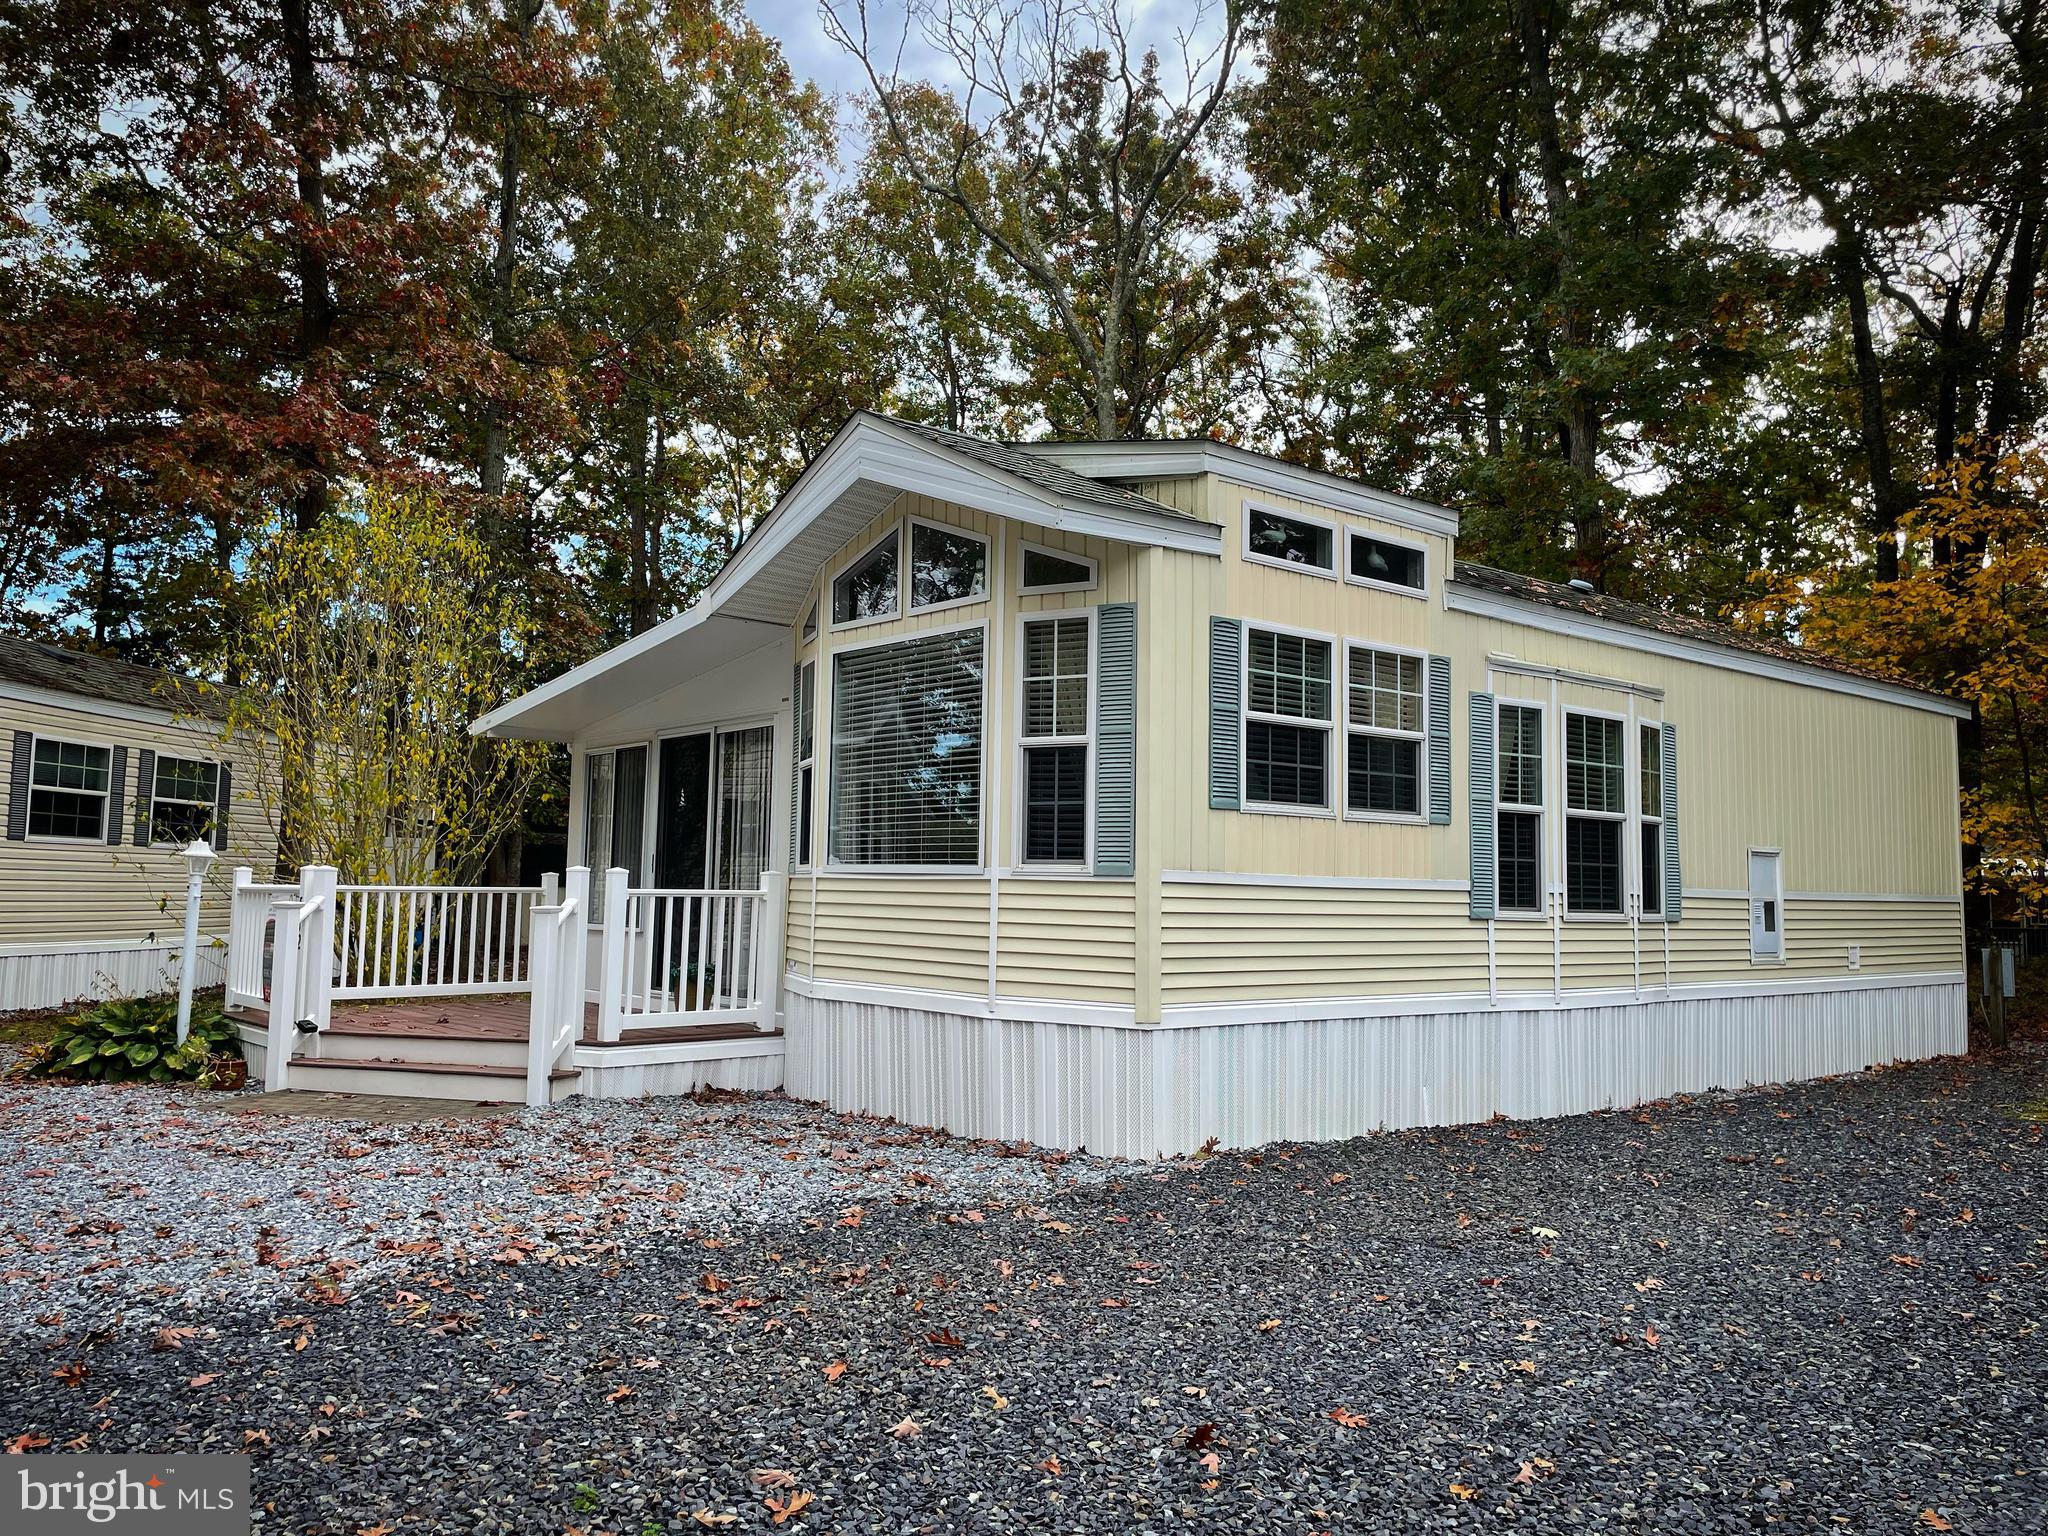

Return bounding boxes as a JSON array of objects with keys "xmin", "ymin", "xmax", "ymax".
[{"xmin": 10, "ymin": 996, "xmax": 243, "ymax": 1086}]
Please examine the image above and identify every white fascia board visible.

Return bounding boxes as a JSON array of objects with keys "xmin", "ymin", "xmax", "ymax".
[
  {"xmin": 473, "ymin": 416, "xmax": 1220, "ymax": 738},
  {"xmin": 1021, "ymin": 440, "xmax": 1462, "ymax": 541},
  {"xmin": 1447, "ymin": 583, "xmax": 1972, "ymax": 720}
]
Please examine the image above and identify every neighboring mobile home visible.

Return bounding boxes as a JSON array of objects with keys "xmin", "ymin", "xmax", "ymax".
[
  {"xmin": 445, "ymin": 413, "xmax": 1966, "ymax": 1153},
  {"xmin": 0, "ymin": 635, "xmax": 272, "ymax": 1011}
]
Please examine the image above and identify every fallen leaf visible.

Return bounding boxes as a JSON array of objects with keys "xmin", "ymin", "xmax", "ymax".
[
  {"xmin": 1643, "ymin": 1324, "xmax": 1660, "ymax": 1349},
  {"xmin": 1513, "ymin": 1461, "xmax": 1537, "ymax": 1485},
  {"xmin": 1197, "ymin": 1451, "xmax": 1221, "ymax": 1474},
  {"xmin": 1919, "ymin": 1512, "xmax": 1953, "ymax": 1531},
  {"xmin": 1257, "ymin": 1318, "xmax": 1281, "ymax": 1332},
  {"xmin": 1891, "ymin": 1254, "xmax": 1923, "ymax": 1268},
  {"xmin": 889, "ymin": 1418, "xmax": 922, "ymax": 1439},
  {"xmin": 1037, "ymin": 1454, "xmax": 1062, "ymax": 1476},
  {"xmin": 5, "ymin": 1433, "xmax": 50, "ymax": 1454},
  {"xmin": 822, "ymin": 1361, "xmax": 847, "ymax": 1383},
  {"xmin": 691, "ymin": 1513, "xmax": 738, "ymax": 1528},
  {"xmin": 606, "ymin": 1384, "xmax": 635, "ymax": 1404},
  {"xmin": 188, "ymin": 1373, "xmax": 220, "ymax": 1388},
  {"xmin": 1328, "ymin": 1407, "xmax": 1368, "ymax": 1428},
  {"xmin": 51, "ymin": 1363, "xmax": 89, "ymax": 1388},
  {"xmin": 980, "ymin": 1384, "xmax": 1008, "ymax": 1411},
  {"xmin": 751, "ymin": 1468, "xmax": 797, "ymax": 1489},
  {"xmin": 764, "ymin": 1489, "xmax": 813, "ymax": 1525},
  {"xmin": 151, "ymin": 1327, "xmax": 199, "ymax": 1352},
  {"xmin": 1450, "ymin": 1483, "xmax": 1478, "ymax": 1501}
]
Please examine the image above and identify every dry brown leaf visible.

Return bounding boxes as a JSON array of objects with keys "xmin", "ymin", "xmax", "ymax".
[
  {"xmin": 751, "ymin": 1468, "xmax": 797, "ymax": 1488},
  {"xmin": 691, "ymin": 1512, "xmax": 738, "ymax": 1528},
  {"xmin": 889, "ymin": 1417, "xmax": 922, "ymax": 1439},
  {"xmin": 1512, "ymin": 1462, "xmax": 1537, "ymax": 1485},
  {"xmin": 1449, "ymin": 1483, "xmax": 1478, "ymax": 1501},
  {"xmin": 606, "ymin": 1384, "xmax": 635, "ymax": 1403},
  {"xmin": 822, "ymin": 1360, "xmax": 847, "ymax": 1383},
  {"xmin": 1037, "ymin": 1454, "xmax": 1062, "ymax": 1476},
  {"xmin": 765, "ymin": 1489, "xmax": 813, "ymax": 1525},
  {"xmin": 1257, "ymin": 1318, "xmax": 1281, "ymax": 1332},
  {"xmin": 1919, "ymin": 1512, "xmax": 1953, "ymax": 1531},
  {"xmin": 1328, "ymin": 1407, "xmax": 1368, "ymax": 1428}
]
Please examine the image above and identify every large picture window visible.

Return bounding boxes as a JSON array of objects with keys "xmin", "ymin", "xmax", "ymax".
[
  {"xmin": 1344, "ymin": 645, "xmax": 1424, "ymax": 817},
  {"xmin": 1244, "ymin": 627, "xmax": 1333, "ymax": 810},
  {"xmin": 28, "ymin": 738, "xmax": 112, "ymax": 841},
  {"xmin": 1564, "ymin": 713, "xmax": 1625, "ymax": 914},
  {"xmin": 1496, "ymin": 703, "xmax": 1544, "ymax": 914},
  {"xmin": 149, "ymin": 755, "xmax": 219, "ymax": 845},
  {"xmin": 830, "ymin": 628, "xmax": 984, "ymax": 866},
  {"xmin": 1019, "ymin": 615, "xmax": 1091, "ymax": 865}
]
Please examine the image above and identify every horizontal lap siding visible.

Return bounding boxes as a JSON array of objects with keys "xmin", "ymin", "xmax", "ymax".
[
  {"xmin": 1560, "ymin": 923, "xmax": 1638, "ymax": 991},
  {"xmin": 1160, "ymin": 884, "xmax": 1485, "ymax": 1004},
  {"xmin": 996, "ymin": 880, "xmax": 1136, "ymax": 1005},
  {"xmin": 785, "ymin": 886, "xmax": 814, "ymax": 974},
  {"xmin": 1783, "ymin": 898, "xmax": 1962, "ymax": 977},
  {"xmin": 809, "ymin": 877, "xmax": 991, "ymax": 992},
  {"xmin": 1494, "ymin": 923, "xmax": 1554, "ymax": 993}
]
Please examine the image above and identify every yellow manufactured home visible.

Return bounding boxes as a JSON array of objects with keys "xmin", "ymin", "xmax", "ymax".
[
  {"xmin": 457, "ymin": 414, "xmax": 1967, "ymax": 1151},
  {"xmin": 0, "ymin": 636, "xmax": 276, "ymax": 1010}
]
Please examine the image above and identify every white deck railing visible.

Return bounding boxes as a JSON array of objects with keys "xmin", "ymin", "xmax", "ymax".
[
  {"xmin": 596, "ymin": 869, "xmax": 784, "ymax": 1040},
  {"xmin": 332, "ymin": 884, "xmax": 539, "ymax": 999},
  {"xmin": 524, "ymin": 868, "xmax": 590, "ymax": 1107},
  {"xmin": 225, "ymin": 870, "xmax": 298, "ymax": 1012}
]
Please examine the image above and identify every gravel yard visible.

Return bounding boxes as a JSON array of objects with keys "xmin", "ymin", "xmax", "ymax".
[{"xmin": 3, "ymin": 1046, "xmax": 2044, "ymax": 1535}]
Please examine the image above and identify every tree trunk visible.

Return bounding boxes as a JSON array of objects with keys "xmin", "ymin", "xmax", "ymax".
[
  {"xmin": 281, "ymin": 0, "xmax": 333, "ymax": 537},
  {"xmin": 1832, "ymin": 233, "xmax": 1905, "ymax": 582},
  {"xmin": 481, "ymin": 0, "xmax": 539, "ymax": 506}
]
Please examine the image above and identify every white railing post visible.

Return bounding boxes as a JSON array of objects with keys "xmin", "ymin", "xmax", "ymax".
[
  {"xmin": 564, "ymin": 867, "xmax": 591, "ymax": 1041},
  {"xmin": 526, "ymin": 906, "xmax": 559, "ymax": 1109},
  {"xmin": 266, "ymin": 900, "xmax": 303, "ymax": 1093},
  {"xmin": 541, "ymin": 871, "xmax": 559, "ymax": 907},
  {"xmin": 599, "ymin": 867, "xmax": 629, "ymax": 1042},
  {"xmin": 755, "ymin": 871, "xmax": 784, "ymax": 1030},
  {"xmin": 298, "ymin": 866, "xmax": 338, "ymax": 1033},
  {"xmin": 226, "ymin": 867, "xmax": 254, "ymax": 1008}
]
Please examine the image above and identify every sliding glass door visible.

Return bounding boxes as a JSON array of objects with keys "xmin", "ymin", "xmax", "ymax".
[{"xmin": 646, "ymin": 725, "xmax": 772, "ymax": 1006}]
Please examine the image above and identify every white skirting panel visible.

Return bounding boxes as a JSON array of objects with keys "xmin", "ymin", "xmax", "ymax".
[
  {"xmin": 785, "ymin": 982, "xmax": 1967, "ymax": 1160},
  {"xmin": 0, "ymin": 942, "xmax": 226, "ymax": 1013},
  {"xmin": 578, "ymin": 1050, "xmax": 785, "ymax": 1100}
]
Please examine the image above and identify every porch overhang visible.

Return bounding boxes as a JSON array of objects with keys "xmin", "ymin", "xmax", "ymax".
[{"xmin": 473, "ymin": 412, "xmax": 1220, "ymax": 743}]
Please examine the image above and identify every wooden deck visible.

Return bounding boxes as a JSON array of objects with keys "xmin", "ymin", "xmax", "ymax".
[{"xmin": 226, "ymin": 994, "xmax": 779, "ymax": 1048}]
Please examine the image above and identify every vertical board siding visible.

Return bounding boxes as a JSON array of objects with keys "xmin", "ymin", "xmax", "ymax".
[
  {"xmin": 0, "ymin": 940, "xmax": 228, "ymax": 1013},
  {"xmin": 786, "ymin": 981, "xmax": 1965, "ymax": 1158}
]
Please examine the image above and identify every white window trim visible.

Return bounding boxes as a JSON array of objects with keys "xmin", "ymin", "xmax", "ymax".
[
  {"xmin": 823, "ymin": 617, "xmax": 990, "ymax": 876},
  {"xmin": 1749, "ymin": 846, "xmax": 1786, "ymax": 965},
  {"xmin": 1013, "ymin": 609, "xmax": 1096, "ymax": 869},
  {"xmin": 1344, "ymin": 525, "xmax": 1431, "ymax": 600},
  {"xmin": 1636, "ymin": 718, "xmax": 1666, "ymax": 924},
  {"xmin": 1239, "ymin": 620, "xmax": 1338, "ymax": 818},
  {"xmin": 1018, "ymin": 541, "xmax": 1099, "ymax": 595},
  {"xmin": 1494, "ymin": 698, "xmax": 1547, "ymax": 919},
  {"xmin": 827, "ymin": 525, "xmax": 903, "ymax": 632},
  {"xmin": 1562, "ymin": 705, "xmax": 1630, "ymax": 922},
  {"xmin": 25, "ymin": 732, "xmax": 117, "ymax": 846},
  {"xmin": 1341, "ymin": 639, "xmax": 1429, "ymax": 825},
  {"xmin": 794, "ymin": 661, "xmax": 817, "ymax": 872},
  {"xmin": 1241, "ymin": 499, "xmax": 1339, "ymax": 581},
  {"xmin": 906, "ymin": 515, "xmax": 993, "ymax": 617},
  {"xmin": 146, "ymin": 752, "xmax": 222, "ymax": 849}
]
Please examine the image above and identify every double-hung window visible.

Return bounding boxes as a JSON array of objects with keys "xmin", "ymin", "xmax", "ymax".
[
  {"xmin": 830, "ymin": 628, "xmax": 984, "ymax": 866},
  {"xmin": 28, "ymin": 738, "xmax": 112, "ymax": 841},
  {"xmin": 1243, "ymin": 628, "xmax": 1333, "ymax": 810},
  {"xmin": 1018, "ymin": 615, "xmax": 1091, "ymax": 865},
  {"xmin": 149, "ymin": 756, "xmax": 219, "ymax": 845},
  {"xmin": 1496, "ymin": 704, "xmax": 1544, "ymax": 913},
  {"xmin": 1344, "ymin": 646, "xmax": 1424, "ymax": 817},
  {"xmin": 794, "ymin": 662, "xmax": 817, "ymax": 868},
  {"xmin": 1639, "ymin": 723, "xmax": 1664, "ymax": 917},
  {"xmin": 1564, "ymin": 713, "xmax": 1626, "ymax": 915}
]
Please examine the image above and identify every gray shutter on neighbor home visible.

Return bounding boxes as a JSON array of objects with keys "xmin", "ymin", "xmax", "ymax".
[
  {"xmin": 1661, "ymin": 722, "xmax": 1682, "ymax": 923},
  {"xmin": 132, "ymin": 748, "xmax": 157, "ymax": 845},
  {"xmin": 1427, "ymin": 655, "xmax": 1452, "ymax": 826},
  {"xmin": 1208, "ymin": 617, "xmax": 1242, "ymax": 810},
  {"xmin": 1093, "ymin": 602, "xmax": 1137, "ymax": 877},
  {"xmin": 1468, "ymin": 692, "xmax": 1496, "ymax": 919},
  {"xmin": 6, "ymin": 731, "xmax": 30, "ymax": 841},
  {"xmin": 105, "ymin": 746, "xmax": 128, "ymax": 845},
  {"xmin": 789, "ymin": 662, "xmax": 803, "ymax": 867},
  {"xmin": 212, "ymin": 762, "xmax": 233, "ymax": 851}
]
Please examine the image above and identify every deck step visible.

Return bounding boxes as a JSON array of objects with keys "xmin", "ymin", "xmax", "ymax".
[{"xmin": 287, "ymin": 1056, "xmax": 577, "ymax": 1103}]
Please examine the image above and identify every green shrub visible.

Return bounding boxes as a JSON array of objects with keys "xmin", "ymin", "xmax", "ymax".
[{"xmin": 9, "ymin": 995, "xmax": 242, "ymax": 1086}]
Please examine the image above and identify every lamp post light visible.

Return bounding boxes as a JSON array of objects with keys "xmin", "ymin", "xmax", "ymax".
[{"xmin": 175, "ymin": 838, "xmax": 218, "ymax": 1045}]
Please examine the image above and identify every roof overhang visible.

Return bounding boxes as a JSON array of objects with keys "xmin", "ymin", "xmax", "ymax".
[
  {"xmin": 474, "ymin": 413, "xmax": 1220, "ymax": 741},
  {"xmin": 1446, "ymin": 580, "xmax": 1972, "ymax": 719},
  {"xmin": 1019, "ymin": 440, "xmax": 1462, "ymax": 541}
]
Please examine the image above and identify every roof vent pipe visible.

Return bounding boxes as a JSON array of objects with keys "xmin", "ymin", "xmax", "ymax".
[{"xmin": 1566, "ymin": 577, "xmax": 1596, "ymax": 593}]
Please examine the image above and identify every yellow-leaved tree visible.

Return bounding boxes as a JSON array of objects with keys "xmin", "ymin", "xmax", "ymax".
[
  {"xmin": 214, "ymin": 484, "xmax": 548, "ymax": 885},
  {"xmin": 1745, "ymin": 447, "xmax": 2048, "ymax": 921}
]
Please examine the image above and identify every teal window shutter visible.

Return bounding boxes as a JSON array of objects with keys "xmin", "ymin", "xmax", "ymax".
[
  {"xmin": 1468, "ymin": 692, "xmax": 1496, "ymax": 919},
  {"xmin": 1427, "ymin": 655, "xmax": 1452, "ymax": 826},
  {"xmin": 132, "ymin": 748, "xmax": 156, "ymax": 846},
  {"xmin": 1093, "ymin": 603, "xmax": 1137, "ymax": 876},
  {"xmin": 1208, "ymin": 617, "xmax": 1242, "ymax": 810},
  {"xmin": 5, "ymin": 731, "xmax": 28, "ymax": 841},
  {"xmin": 106, "ymin": 745, "xmax": 128, "ymax": 846},
  {"xmin": 1661, "ymin": 722, "xmax": 1682, "ymax": 922}
]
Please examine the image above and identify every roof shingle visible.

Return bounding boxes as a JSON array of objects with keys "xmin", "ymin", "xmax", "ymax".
[{"xmin": 0, "ymin": 634, "xmax": 228, "ymax": 719}]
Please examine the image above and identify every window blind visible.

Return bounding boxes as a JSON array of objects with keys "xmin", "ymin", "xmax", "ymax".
[{"xmin": 830, "ymin": 629, "xmax": 984, "ymax": 866}]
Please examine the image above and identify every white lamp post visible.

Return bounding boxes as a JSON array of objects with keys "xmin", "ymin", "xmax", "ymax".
[{"xmin": 175, "ymin": 838, "xmax": 218, "ymax": 1045}]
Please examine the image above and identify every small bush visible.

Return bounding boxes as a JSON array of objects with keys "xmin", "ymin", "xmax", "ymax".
[{"xmin": 9, "ymin": 996, "xmax": 243, "ymax": 1087}]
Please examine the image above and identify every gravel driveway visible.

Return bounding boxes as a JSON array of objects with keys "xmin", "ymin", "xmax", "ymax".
[{"xmin": 2, "ymin": 1047, "xmax": 2044, "ymax": 1535}]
